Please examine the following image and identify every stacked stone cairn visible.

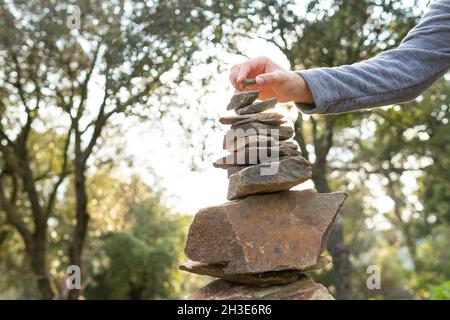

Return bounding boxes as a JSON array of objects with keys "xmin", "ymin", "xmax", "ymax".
[{"xmin": 180, "ymin": 79, "xmax": 348, "ymax": 300}]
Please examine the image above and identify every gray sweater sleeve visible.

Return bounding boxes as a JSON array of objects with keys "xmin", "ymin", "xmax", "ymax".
[{"xmin": 296, "ymin": 0, "xmax": 450, "ymax": 114}]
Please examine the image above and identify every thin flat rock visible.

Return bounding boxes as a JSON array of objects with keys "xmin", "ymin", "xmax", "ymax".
[
  {"xmin": 213, "ymin": 145, "xmax": 301, "ymax": 169},
  {"xmin": 283, "ymin": 140, "xmax": 299, "ymax": 150},
  {"xmin": 227, "ymin": 156, "xmax": 311, "ymax": 199},
  {"xmin": 277, "ymin": 142, "xmax": 302, "ymax": 156},
  {"xmin": 223, "ymin": 135, "xmax": 278, "ymax": 152},
  {"xmin": 227, "ymin": 90, "xmax": 259, "ymax": 110},
  {"xmin": 184, "ymin": 276, "xmax": 334, "ymax": 300},
  {"xmin": 236, "ymin": 98, "xmax": 277, "ymax": 115},
  {"xmin": 219, "ymin": 112, "xmax": 284, "ymax": 125},
  {"xmin": 231, "ymin": 118, "xmax": 286, "ymax": 127},
  {"xmin": 231, "ymin": 140, "xmax": 300, "ymax": 155},
  {"xmin": 180, "ymin": 257, "xmax": 330, "ymax": 287},
  {"xmin": 226, "ymin": 123, "xmax": 294, "ymax": 141},
  {"xmin": 227, "ymin": 166, "xmax": 247, "ymax": 177}
]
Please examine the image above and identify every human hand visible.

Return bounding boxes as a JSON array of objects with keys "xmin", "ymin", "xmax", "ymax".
[{"xmin": 229, "ymin": 56, "xmax": 314, "ymax": 104}]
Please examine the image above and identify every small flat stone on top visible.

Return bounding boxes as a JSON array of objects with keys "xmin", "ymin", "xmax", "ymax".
[
  {"xmin": 227, "ymin": 90, "xmax": 259, "ymax": 110},
  {"xmin": 242, "ymin": 79, "xmax": 256, "ymax": 87},
  {"xmin": 236, "ymin": 98, "xmax": 277, "ymax": 115}
]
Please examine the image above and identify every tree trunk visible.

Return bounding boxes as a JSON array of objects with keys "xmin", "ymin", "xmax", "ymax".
[
  {"xmin": 294, "ymin": 113, "xmax": 353, "ymax": 300},
  {"xmin": 313, "ymin": 159, "xmax": 353, "ymax": 300},
  {"xmin": 386, "ymin": 177, "xmax": 420, "ymax": 272},
  {"xmin": 326, "ymin": 217, "xmax": 353, "ymax": 300},
  {"xmin": 403, "ymin": 226, "xmax": 420, "ymax": 271},
  {"xmin": 68, "ymin": 158, "xmax": 90, "ymax": 300},
  {"xmin": 313, "ymin": 174, "xmax": 352, "ymax": 300},
  {"xmin": 28, "ymin": 238, "xmax": 55, "ymax": 299}
]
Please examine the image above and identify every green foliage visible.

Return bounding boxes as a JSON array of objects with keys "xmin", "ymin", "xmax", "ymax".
[
  {"xmin": 413, "ymin": 225, "xmax": 450, "ymax": 291},
  {"xmin": 341, "ymin": 78, "xmax": 450, "ymax": 299},
  {"xmin": 427, "ymin": 281, "xmax": 450, "ymax": 300},
  {"xmin": 85, "ymin": 197, "xmax": 199, "ymax": 300}
]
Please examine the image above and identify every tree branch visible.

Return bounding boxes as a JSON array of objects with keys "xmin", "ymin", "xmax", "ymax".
[
  {"xmin": 328, "ymin": 165, "xmax": 427, "ymax": 175},
  {"xmin": 294, "ymin": 112, "xmax": 310, "ymax": 161},
  {"xmin": 75, "ymin": 40, "xmax": 102, "ymax": 121},
  {"xmin": 44, "ymin": 126, "xmax": 73, "ymax": 220},
  {"xmin": 310, "ymin": 115, "xmax": 318, "ymax": 151},
  {"xmin": 0, "ymin": 178, "xmax": 32, "ymax": 248}
]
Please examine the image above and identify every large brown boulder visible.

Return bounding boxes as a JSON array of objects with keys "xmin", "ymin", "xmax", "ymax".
[
  {"xmin": 184, "ymin": 276, "xmax": 334, "ymax": 300},
  {"xmin": 184, "ymin": 189, "xmax": 347, "ymax": 274}
]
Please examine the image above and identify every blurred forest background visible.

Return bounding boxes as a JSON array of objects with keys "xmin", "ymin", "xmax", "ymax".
[{"xmin": 0, "ymin": 0, "xmax": 448, "ymax": 300}]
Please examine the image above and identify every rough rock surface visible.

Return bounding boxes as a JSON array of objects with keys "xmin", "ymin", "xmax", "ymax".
[
  {"xmin": 227, "ymin": 156, "xmax": 311, "ymax": 199},
  {"xmin": 223, "ymin": 135, "xmax": 278, "ymax": 152},
  {"xmin": 227, "ymin": 91, "xmax": 259, "ymax": 110},
  {"xmin": 228, "ymin": 138, "xmax": 298, "ymax": 154},
  {"xmin": 231, "ymin": 118, "xmax": 286, "ymax": 127},
  {"xmin": 283, "ymin": 141, "xmax": 299, "ymax": 150},
  {"xmin": 226, "ymin": 123, "xmax": 294, "ymax": 141},
  {"xmin": 235, "ymin": 98, "xmax": 277, "ymax": 115},
  {"xmin": 180, "ymin": 257, "xmax": 330, "ymax": 287},
  {"xmin": 184, "ymin": 276, "xmax": 334, "ymax": 300},
  {"xmin": 227, "ymin": 165, "xmax": 247, "ymax": 177},
  {"xmin": 213, "ymin": 145, "xmax": 301, "ymax": 169},
  {"xmin": 219, "ymin": 112, "xmax": 285, "ymax": 126},
  {"xmin": 244, "ymin": 140, "xmax": 299, "ymax": 153},
  {"xmin": 275, "ymin": 143, "xmax": 302, "ymax": 156},
  {"xmin": 184, "ymin": 189, "xmax": 347, "ymax": 273}
]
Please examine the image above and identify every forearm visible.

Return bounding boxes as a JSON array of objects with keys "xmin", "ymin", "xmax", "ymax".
[{"xmin": 295, "ymin": 0, "xmax": 450, "ymax": 114}]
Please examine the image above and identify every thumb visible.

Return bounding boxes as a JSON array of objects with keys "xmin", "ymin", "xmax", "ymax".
[{"xmin": 255, "ymin": 71, "xmax": 284, "ymax": 86}]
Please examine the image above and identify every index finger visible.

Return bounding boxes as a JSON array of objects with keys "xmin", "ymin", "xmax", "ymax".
[
  {"xmin": 236, "ymin": 57, "xmax": 267, "ymax": 90},
  {"xmin": 230, "ymin": 64, "xmax": 241, "ymax": 90}
]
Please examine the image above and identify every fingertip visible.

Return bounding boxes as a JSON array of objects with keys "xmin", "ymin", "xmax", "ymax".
[
  {"xmin": 236, "ymin": 77, "xmax": 245, "ymax": 91},
  {"xmin": 255, "ymin": 76, "xmax": 265, "ymax": 85}
]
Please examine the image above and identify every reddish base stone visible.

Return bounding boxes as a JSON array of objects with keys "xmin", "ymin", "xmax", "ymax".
[{"xmin": 185, "ymin": 276, "xmax": 334, "ymax": 300}]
